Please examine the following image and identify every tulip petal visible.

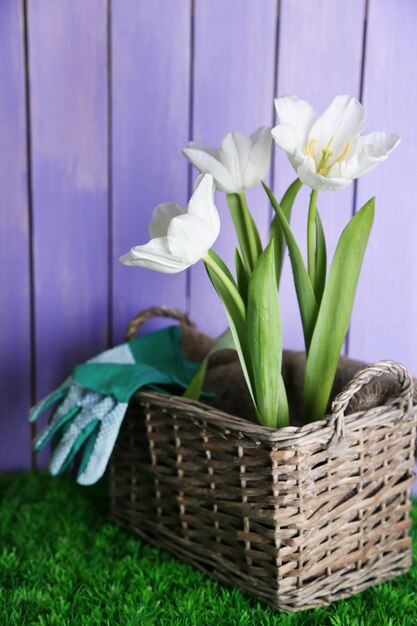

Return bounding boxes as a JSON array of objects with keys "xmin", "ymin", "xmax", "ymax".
[
  {"xmin": 119, "ymin": 237, "xmax": 188, "ymax": 273},
  {"xmin": 359, "ymin": 131, "xmax": 400, "ymax": 155},
  {"xmin": 245, "ymin": 126, "xmax": 272, "ymax": 187},
  {"xmin": 120, "ymin": 175, "xmax": 219, "ymax": 274},
  {"xmin": 183, "ymin": 146, "xmax": 235, "ymax": 193},
  {"xmin": 185, "ymin": 127, "xmax": 274, "ymax": 192},
  {"xmin": 168, "ymin": 175, "xmax": 220, "ymax": 263},
  {"xmin": 149, "ymin": 202, "xmax": 186, "ymax": 239},
  {"xmin": 168, "ymin": 213, "xmax": 214, "ymax": 264},
  {"xmin": 308, "ymin": 95, "xmax": 364, "ymax": 159},
  {"xmin": 218, "ymin": 131, "xmax": 253, "ymax": 192},
  {"xmin": 274, "ymin": 96, "xmax": 317, "ymax": 149},
  {"xmin": 297, "ymin": 157, "xmax": 352, "ymax": 192},
  {"xmin": 334, "ymin": 132, "xmax": 400, "ymax": 180},
  {"xmin": 273, "ymin": 94, "xmax": 398, "ymax": 191},
  {"xmin": 271, "ymin": 123, "xmax": 306, "ymax": 172},
  {"xmin": 188, "ymin": 173, "xmax": 220, "ymax": 240},
  {"xmin": 193, "ymin": 172, "xmax": 205, "ymax": 190},
  {"xmin": 187, "ymin": 141, "xmax": 219, "ymax": 159}
]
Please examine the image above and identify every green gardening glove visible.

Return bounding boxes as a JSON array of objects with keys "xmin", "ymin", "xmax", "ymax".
[{"xmin": 29, "ymin": 326, "xmax": 200, "ymax": 485}]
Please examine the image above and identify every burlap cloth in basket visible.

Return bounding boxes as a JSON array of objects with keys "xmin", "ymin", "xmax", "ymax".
[{"xmin": 181, "ymin": 324, "xmax": 417, "ymax": 426}]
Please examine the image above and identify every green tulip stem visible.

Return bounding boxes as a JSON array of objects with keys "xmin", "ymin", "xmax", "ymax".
[
  {"xmin": 227, "ymin": 191, "xmax": 263, "ymax": 273},
  {"xmin": 203, "ymin": 251, "xmax": 246, "ymax": 319},
  {"xmin": 307, "ymin": 189, "xmax": 318, "ymax": 286},
  {"xmin": 238, "ymin": 191, "xmax": 258, "ymax": 270}
]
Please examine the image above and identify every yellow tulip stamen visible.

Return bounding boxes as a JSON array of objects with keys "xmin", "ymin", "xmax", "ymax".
[
  {"xmin": 304, "ymin": 135, "xmax": 351, "ymax": 177},
  {"xmin": 322, "ymin": 140, "xmax": 351, "ymax": 175},
  {"xmin": 324, "ymin": 135, "xmax": 334, "ymax": 152},
  {"xmin": 315, "ymin": 135, "xmax": 335, "ymax": 173},
  {"xmin": 317, "ymin": 148, "xmax": 333, "ymax": 173},
  {"xmin": 303, "ymin": 138, "xmax": 318, "ymax": 159}
]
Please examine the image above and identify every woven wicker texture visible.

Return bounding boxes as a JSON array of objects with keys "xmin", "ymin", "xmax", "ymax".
[{"xmin": 109, "ymin": 308, "xmax": 417, "ymax": 612}]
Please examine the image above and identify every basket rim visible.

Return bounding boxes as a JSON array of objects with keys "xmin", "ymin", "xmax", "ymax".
[{"xmin": 133, "ymin": 389, "xmax": 416, "ymax": 447}]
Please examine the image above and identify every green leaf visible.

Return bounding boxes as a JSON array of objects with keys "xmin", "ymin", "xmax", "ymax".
[
  {"xmin": 304, "ymin": 198, "xmax": 375, "ymax": 422},
  {"xmin": 262, "ymin": 181, "xmax": 318, "ymax": 351},
  {"xmin": 269, "ymin": 178, "xmax": 302, "ymax": 284},
  {"xmin": 183, "ymin": 328, "xmax": 235, "ymax": 400},
  {"xmin": 281, "ymin": 177, "xmax": 303, "ymax": 218},
  {"xmin": 227, "ymin": 192, "xmax": 263, "ymax": 271},
  {"xmin": 247, "ymin": 240, "xmax": 287, "ymax": 427},
  {"xmin": 204, "ymin": 259, "xmax": 255, "ymax": 403},
  {"xmin": 314, "ymin": 209, "xmax": 327, "ymax": 305},
  {"xmin": 234, "ymin": 247, "xmax": 250, "ymax": 303},
  {"xmin": 278, "ymin": 375, "xmax": 289, "ymax": 428},
  {"xmin": 206, "ymin": 248, "xmax": 238, "ymax": 290}
]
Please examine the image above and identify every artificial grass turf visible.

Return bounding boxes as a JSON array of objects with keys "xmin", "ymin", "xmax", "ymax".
[{"xmin": 0, "ymin": 473, "xmax": 416, "ymax": 626}]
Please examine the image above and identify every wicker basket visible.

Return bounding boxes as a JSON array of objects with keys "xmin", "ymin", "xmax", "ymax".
[{"xmin": 109, "ymin": 308, "xmax": 417, "ymax": 612}]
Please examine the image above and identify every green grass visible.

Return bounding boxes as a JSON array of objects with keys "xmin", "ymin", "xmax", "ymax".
[{"xmin": 0, "ymin": 473, "xmax": 416, "ymax": 626}]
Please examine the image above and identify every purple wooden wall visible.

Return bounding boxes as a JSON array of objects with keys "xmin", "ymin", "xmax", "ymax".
[{"xmin": 1, "ymin": 0, "xmax": 416, "ymax": 471}]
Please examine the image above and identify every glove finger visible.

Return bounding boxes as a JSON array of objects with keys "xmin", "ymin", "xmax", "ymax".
[
  {"xmin": 49, "ymin": 395, "xmax": 116, "ymax": 476},
  {"xmin": 34, "ymin": 384, "xmax": 85, "ymax": 451},
  {"xmin": 34, "ymin": 405, "xmax": 79, "ymax": 452},
  {"xmin": 56, "ymin": 419, "xmax": 100, "ymax": 475},
  {"xmin": 53, "ymin": 383, "xmax": 84, "ymax": 417},
  {"xmin": 62, "ymin": 393, "xmax": 113, "ymax": 470},
  {"xmin": 78, "ymin": 388, "xmax": 104, "ymax": 409},
  {"xmin": 77, "ymin": 402, "xmax": 128, "ymax": 485},
  {"xmin": 50, "ymin": 411, "xmax": 74, "ymax": 451},
  {"xmin": 76, "ymin": 422, "xmax": 101, "ymax": 477},
  {"xmin": 29, "ymin": 377, "xmax": 72, "ymax": 423}
]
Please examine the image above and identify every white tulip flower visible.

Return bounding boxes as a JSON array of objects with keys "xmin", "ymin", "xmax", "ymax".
[
  {"xmin": 119, "ymin": 174, "xmax": 220, "ymax": 273},
  {"xmin": 183, "ymin": 127, "xmax": 272, "ymax": 193},
  {"xmin": 272, "ymin": 95, "xmax": 400, "ymax": 191}
]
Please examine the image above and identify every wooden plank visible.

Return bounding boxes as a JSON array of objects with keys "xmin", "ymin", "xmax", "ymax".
[
  {"xmin": 275, "ymin": 0, "xmax": 366, "ymax": 350},
  {"xmin": 27, "ymin": 1, "xmax": 109, "ymax": 400},
  {"xmin": 111, "ymin": 0, "xmax": 191, "ymax": 342},
  {"xmin": 189, "ymin": 0, "xmax": 277, "ymax": 336},
  {"xmin": 0, "ymin": 1, "xmax": 31, "ymax": 470},
  {"xmin": 349, "ymin": 0, "xmax": 417, "ymax": 371}
]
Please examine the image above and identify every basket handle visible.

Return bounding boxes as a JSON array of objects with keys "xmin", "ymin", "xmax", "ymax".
[
  {"xmin": 327, "ymin": 360, "xmax": 414, "ymax": 448},
  {"xmin": 125, "ymin": 306, "xmax": 195, "ymax": 341}
]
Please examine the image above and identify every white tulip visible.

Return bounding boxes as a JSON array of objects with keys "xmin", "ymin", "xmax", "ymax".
[
  {"xmin": 183, "ymin": 127, "xmax": 272, "ymax": 193},
  {"xmin": 272, "ymin": 95, "xmax": 400, "ymax": 191},
  {"xmin": 119, "ymin": 174, "xmax": 220, "ymax": 273}
]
